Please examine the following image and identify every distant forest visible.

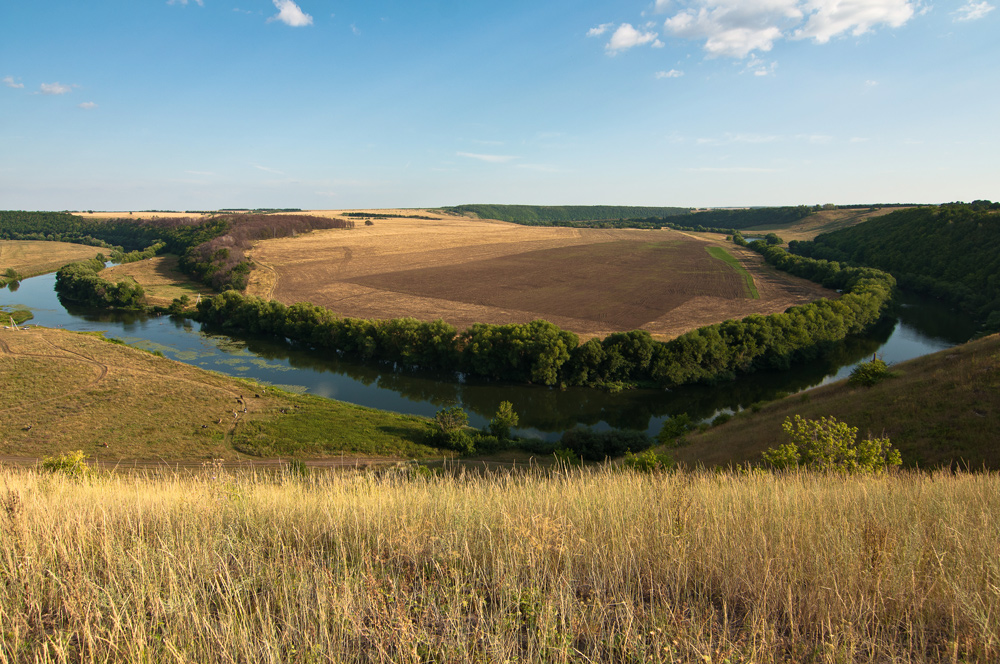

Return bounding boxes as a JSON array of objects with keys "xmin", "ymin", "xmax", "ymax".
[
  {"xmin": 790, "ymin": 201, "xmax": 1000, "ymax": 329},
  {"xmin": 443, "ymin": 204, "xmax": 813, "ymax": 231}
]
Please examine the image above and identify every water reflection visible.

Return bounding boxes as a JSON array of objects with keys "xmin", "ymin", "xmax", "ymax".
[{"xmin": 1, "ymin": 272, "xmax": 978, "ymax": 439}]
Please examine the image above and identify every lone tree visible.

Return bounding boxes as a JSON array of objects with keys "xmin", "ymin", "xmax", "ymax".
[{"xmin": 763, "ymin": 415, "xmax": 901, "ymax": 473}]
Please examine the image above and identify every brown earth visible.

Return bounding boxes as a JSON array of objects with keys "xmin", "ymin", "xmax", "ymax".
[{"xmin": 247, "ymin": 214, "xmax": 836, "ymax": 340}]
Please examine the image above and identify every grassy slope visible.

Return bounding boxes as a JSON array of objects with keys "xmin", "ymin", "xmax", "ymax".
[
  {"xmin": 101, "ymin": 254, "xmax": 214, "ymax": 308},
  {"xmin": 2, "ymin": 467, "xmax": 997, "ymax": 662},
  {"xmin": 742, "ymin": 206, "xmax": 912, "ymax": 243},
  {"xmin": 673, "ymin": 333, "xmax": 1000, "ymax": 469},
  {"xmin": 0, "ymin": 239, "xmax": 103, "ymax": 279},
  {"xmin": 0, "ymin": 327, "xmax": 443, "ymax": 462}
]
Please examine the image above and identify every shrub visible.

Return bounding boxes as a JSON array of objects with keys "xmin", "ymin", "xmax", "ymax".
[
  {"xmin": 488, "ymin": 401, "xmax": 519, "ymax": 440},
  {"xmin": 849, "ymin": 357, "xmax": 892, "ymax": 387},
  {"xmin": 552, "ymin": 448, "xmax": 581, "ymax": 467},
  {"xmin": 621, "ymin": 449, "xmax": 674, "ymax": 472},
  {"xmin": 559, "ymin": 428, "xmax": 651, "ymax": 462},
  {"xmin": 711, "ymin": 412, "xmax": 732, "ymax": 427},
  {"xmin": 41, "ymin": 450, "xmax": 92, "ymax": 477},
  {"xmin": 763, "ymin": 415, "xmax": 902, "ymax": 473},
  {"xmin": 657, "ymin": 413, "xmax": 693, "ymax": 446}
]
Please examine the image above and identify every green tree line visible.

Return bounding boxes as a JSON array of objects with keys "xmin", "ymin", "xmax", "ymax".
[
  {"xmin": 54, "ymin": 257, "xmax": 146, "ymax": 310},
  {"xmin": 789, "ymin": 201, "xmax": 1000, "ymax": 328},
  {"xmin": 196, "ymin": 244, "xmax": 894, "ymax": 390}
]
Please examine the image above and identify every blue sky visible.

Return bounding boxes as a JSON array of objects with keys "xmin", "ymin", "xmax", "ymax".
[{"xmin": 2, "ymin": 0, "xmax": 997, "ymax": 210}]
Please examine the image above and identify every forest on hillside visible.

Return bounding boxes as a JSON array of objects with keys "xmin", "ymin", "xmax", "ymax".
[
  {"xmin": 789, "ymin": 201, "xmax": 1000, "ymax": 327},
  {"xmin": 444, "ymin": 204, "xmax": 814, "ymax": 231}
]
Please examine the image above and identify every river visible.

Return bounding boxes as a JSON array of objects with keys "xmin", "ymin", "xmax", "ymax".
[{"xmin": 0, "ymin": 273, "xmax": 979, "ymax": 439}]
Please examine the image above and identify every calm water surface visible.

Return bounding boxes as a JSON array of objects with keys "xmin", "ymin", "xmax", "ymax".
[{"xmin": 1, "ymin": 274, "xmax": 979, "ymax": 439}]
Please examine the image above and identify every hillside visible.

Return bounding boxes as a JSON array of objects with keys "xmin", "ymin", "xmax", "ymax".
[
  {"xmin": 673, "ymin": 333, "xmax": 1000, "ymax": 469},
  {"xmin": 0, "ymin": 327, "xmax": 443, "ymax": 463},
  {"xmin": 791, "ymin": 202, "xmax": 1000, "ymax": 325}
]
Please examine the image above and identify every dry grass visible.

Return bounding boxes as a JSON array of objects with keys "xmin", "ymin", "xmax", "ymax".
[
  {"xmin": 745, "ymin": 207, "xmax": 912, "ymax": 243},
  {"xmin": 101, "ymin": 255, "xmax": 214, "ymax": 308},
  {"xmin": 674, "ymin": 333, "xmax": 1000, "ymax": 470},
  {"xmin": 0, "ymin": 240, "xmax": 103, "ymax": 279},
  {"xmin": 0, "ymin": 327, "xmax": 437, "ymax": 463},
  {"xmin": 0, "ymin": 466, "xmax": 996, "ymax": 663},
  {"xmin": 247, "ymin": 215, "xmax": 833, "ymax": 340}
]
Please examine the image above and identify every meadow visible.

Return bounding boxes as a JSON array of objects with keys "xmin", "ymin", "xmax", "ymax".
[
  {"xmin": 101, "ymin": 255, "xmax": 214, "ymax": 308},
  {"xmin": 0, "ymin": 465, "xmax": 996, "ymax": 663},
  {"xmin": 246, "ymin": 214, "xmax": 833, "ymax": 340},
  {"xmin": 0, "ymin": 240, "xmax": 103, "ymax": 281}
]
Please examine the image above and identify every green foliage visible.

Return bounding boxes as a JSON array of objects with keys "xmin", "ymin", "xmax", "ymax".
[
  {"xmin": 54, "ymin": 258, "xmax": 147, "ymax": 310},
  {"xmin": 559, "ymin": 428, "xmax": 651, "ymax": 462},
  {"xmin": 621, "ymin": 449, "xmax": 674, "ymax": 472},
  {"xmin": 40, "ymin": 450, "xmax": 92, "ymax": 477},
  {"xmin": 657, "ymin": 414, "xmax": 693, "ymax": 447},
  {"xmin": 849, "ymin": 357, "xmax": 892, "ymax": 387},
  {"xmin": 763, "ymin": 415, "xmax": 902, "ymax": 473},
  {"xmin": 1, "ymin": 305, "xmax": 32, "ymax": 326},
  {"xmin": 764, "ymin": 233, "xmax": 783, "ymax": 246},
  {"xmin": 791, "ymin": 202, "xmax": 1000, "ymax": 322},
  {"xmin": 552, "ymin": 447, "xmax": 582, "ymax": 467},
  {"xmin": 442, "ymin": 204, "xmax": 691, "ymax": 225},
  {"xmin": 711, "ymin": 412, "xmax": 732, "ymax": 427},
  {"xmin": 488, "ymin": 401, "xmax": 519, "ymax": 440}
]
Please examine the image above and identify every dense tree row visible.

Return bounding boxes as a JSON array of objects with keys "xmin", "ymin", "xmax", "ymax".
[
  {"xmin": 440, "ymin": 204, "xmax": 814, "ymax": 231},
  {"xmin": 54, "ymin": 258, "xmax": 145, "ymax": 309},
  {"xmin": 789, "ymin": 202, "xmax": 1000, "ymax": 328},
  {"xmin": 196, "ymin": 247, "xmax": 894, "ymax": 389},
  {"xmin": 441, "ymin": 205, "xmax": 692, "ymax": 224}
]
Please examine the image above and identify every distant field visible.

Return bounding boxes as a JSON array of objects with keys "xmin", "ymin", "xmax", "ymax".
[
  {"xmin": 0, "ymin": 240, "xmax": 103, "ymax": 278},
  {"xmin": 248, "ymin": 214, "xmax": 835, "ymax": 339},
  {"xmin": 744, "ymin": 206, "xmax": 912, "ymax": 242},
  {"xmin": 102, "ymin": 255, "xmax": 214, "ymax": 308}
]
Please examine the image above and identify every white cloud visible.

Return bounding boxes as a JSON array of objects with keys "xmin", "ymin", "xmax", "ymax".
[
  {"xmin": 865, "ymin": 79, "xmax": 879, "ymax": 86},
  {"xmin": 794, "ymin": 0, "xmax": 915, "ymax": 43},
  {"xmin": 654, "ymin": 0, "xmax": 673, "ymax": 12},
  {"xmin": 587, "ymin": 22, "xmax": 614, "ymax": 36},
  {"xmin": 78, "ymin": 102, "xmax": 97, "ymax": 109},
  {"xmin": 953, "ymin": 1, "xmax": 994, "ymax": 21},
  {"xmin": 656, "ymin": 0, "xmax": 917, "ymax": 58},
  {"xmin": 697, "ymin": 132, "xmax": 781, "ymax": 145},
  {"xmin": 40, "ymin": 82, "xmax": 73, "ymax": 95},
  {"xmin": 2, "ymin": 76, "xmax": 24, "ymax": 89},
  {"xmin": 456, "ymin": 152, "xmax": 518, "ymax": 163},
  {"xmin": 269, "ymin": 0, "xmax": 313, "ymax": 27},
  {"xmin": 252, "ymin": 163, "xmax": 286, "ymax": 174},
  {"xmin": 606, "ymin": 23, "xmax": 661, "ymax": 53},
  {"xmin": 168, "ymin": 0, "xmax": 204, "ymax": 6},
  {"xmin": 655, "ymin": 69, "xmax": 685, "ymax": 77}
]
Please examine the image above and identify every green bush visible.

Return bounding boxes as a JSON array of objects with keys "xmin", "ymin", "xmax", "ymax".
[
  {"xmin": 763, "ymin": 415, "xmax": 902, "ymax": 473},
  {"xmin": 552, "ymin": 448, "xmax": 581, "ymax": 467},
  {"xmin": 849, "ymin": 357, "xmax": 892, "ymax": 387},
  {"xmin": 488, "ymin": 401, "xmax": 519, "ymax": 440},
  {"xmin": 657, "ymin": 413, "xmax": 693, "ymax": 446},
  {"xmin": 621, "ymin": 449, "xmax": 674, "ymax": 472},
  {"xmin": 41, "ymin": 450, "xmax": 92, "ymax": 477},
  {"xmin": 559, "ymin": 428, "xmax": 651, "ymax": 462}
]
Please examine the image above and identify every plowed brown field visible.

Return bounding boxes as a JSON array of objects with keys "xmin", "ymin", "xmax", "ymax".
[{"xmin": 247, "ymin": 213, "xmax": 835, "ymax": 340}]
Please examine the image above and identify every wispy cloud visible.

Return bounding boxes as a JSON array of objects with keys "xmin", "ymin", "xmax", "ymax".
[
  {"xmin": 655, "ymin": 69, "xmax": 684, "ymax": 78},
  {"xmin": 587, "ymin": 22, "xmax": 614, "ymax": 37},
  {"xmin": 2, "ymin": 76, "xmax": 24, "ymax": 89},
  {"xmin": 684, "ymin": 166, "xmax": 781, "ymax": 173},
  {"xmin": 953, "ymin": 1, "xmax": 994, "ymax": 21},
  {"xmin": 78, "ymin": 101, "xmax": 97, "ymax": 110},
  {"xmin": 40, "ymin": 82, "xmax": 73, "ymax": 95},
  {"xmin": 457, "ymin": 152, "xmax": 518, "ymax": 163},
  {"xmin": 606, "ymin": 23, "xmax": 663, "ymax": 53},
  {"xmin": 269, "ymin": 0, "xmax": 313, "ymax": 27},
  {"xmin": 167, "ymin": 0, "xmax": 204, "ymax": 6},
  {"xmin": 252, "ymin": 163, "xmax": 286, "ymax": 175}
]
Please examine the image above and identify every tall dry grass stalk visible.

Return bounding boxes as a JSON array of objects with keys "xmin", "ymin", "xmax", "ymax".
[{"xmin": 0, "ymin": 466, "xmax": 997, "ymax": 663}]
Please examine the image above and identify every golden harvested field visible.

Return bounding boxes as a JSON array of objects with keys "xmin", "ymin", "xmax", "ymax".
[
  {"xmin": 745, "ymin": 206, "xmax": 912, "ymax": 242},
  {"xmin": 102, "ymin": 255, "xmax": 214, "ymax": 307},
  {"xmin": 0, "ymin": 240, "xmax": 103, "ymax": 278},
  {"xmin": 247, "ymin": 214, "xmax": 836, "ymax": 339}
]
